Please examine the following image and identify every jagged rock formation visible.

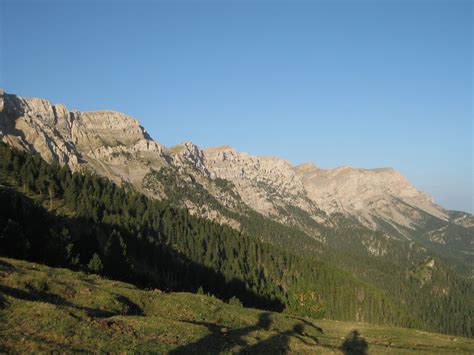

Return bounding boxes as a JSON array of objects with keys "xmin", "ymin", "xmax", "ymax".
[{"xmin": 0, "ymin": 89, "xmax": 471, "ymax": 271}]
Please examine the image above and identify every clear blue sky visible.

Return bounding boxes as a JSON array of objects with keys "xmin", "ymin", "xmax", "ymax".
[{"xmin": 1, "ymin": 0, "xmax": 472, "ymax": 212}]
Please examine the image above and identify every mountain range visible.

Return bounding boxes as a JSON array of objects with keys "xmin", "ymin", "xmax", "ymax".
[{"xmin": 1, "ymin": 89, "xmax": 471, "ymax": 274}]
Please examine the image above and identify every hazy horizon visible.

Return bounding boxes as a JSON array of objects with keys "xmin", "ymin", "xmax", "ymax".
[{"xmin": 1, "ymin": 0, "xmax": 472, "ymax": 213}]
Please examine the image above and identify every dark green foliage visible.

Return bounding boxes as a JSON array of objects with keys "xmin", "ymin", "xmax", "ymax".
[
  {"xmin": 87, "ymin": 253, "xmax": 103, "ymax": 274},
  {"xmin": 228, "ymin": 296, "xmax": 243, "ymax": 307},
  {"xmin": 213, "ymin": 177, "xmax": 234, "ymax": 192}
]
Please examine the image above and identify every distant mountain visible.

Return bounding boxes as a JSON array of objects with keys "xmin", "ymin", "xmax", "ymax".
[
  {"xmin": 0, "ymin": 89, "xmax": 472, "ymax": 279},
  {"xmin": 294, "ymin": 162, "xmax": 448, "ymax": 230}
]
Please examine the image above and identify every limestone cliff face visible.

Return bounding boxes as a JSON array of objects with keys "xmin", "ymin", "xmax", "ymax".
[
  {"xmin": 201, "ymin": 145, "xmax": 319, "ymax": 221},
  {"xmin": 0, "ymin": 90, "xmax": 460, "ymax": 238},
  {"xmin": 294, "ymin": 163, "xmax": 449, "ymax": 233},
  {"xmin": 0, "ymin": 91, "xmax": 167, "ymax": 186},
  {"xmin": 1, "ymin": 91, "xmax": 82, "ymax": 167}
]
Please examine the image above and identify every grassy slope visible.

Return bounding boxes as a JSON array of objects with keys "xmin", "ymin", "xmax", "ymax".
[{"xmin": 0, "ymin": 258, "xmax": 472, "ymax": 354}]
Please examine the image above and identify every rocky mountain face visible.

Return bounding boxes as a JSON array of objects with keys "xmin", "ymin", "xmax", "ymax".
[
  {"xmin": 1, "ymin": 89, "xmax": 472, "ymax": 275},
  {"xmin": 0, "ymin": 89, "xmax": 167, "ymax": 187},
  {"xmin": 294, "ymin": 163, "xmax": 449, "ymax": 233}
]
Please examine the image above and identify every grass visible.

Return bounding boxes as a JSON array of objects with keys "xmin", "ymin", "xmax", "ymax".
[{"xmin": 0, "ymin": 257, "xmax": 473, "ymax": 354}]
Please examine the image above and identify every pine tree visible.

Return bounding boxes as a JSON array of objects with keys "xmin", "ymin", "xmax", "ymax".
[{"xmin": 88, "ymin": 253, "xmax": 103, "ymax": 274}]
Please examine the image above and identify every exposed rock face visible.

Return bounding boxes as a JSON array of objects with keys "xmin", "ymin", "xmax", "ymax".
[
  {"xmin": 0, "ymin": 91, "xmax": 167, "ymax": 186},
  {"xmin": 0, "ymin": 89, "xmax": 467, "ymax": 242},
  {"xmin": 294, "ymin": 163, "xmax": 449, "ymax": 232},
  {"xmin": 169, "ymin": 141, "xmax": 211, "ymax": 177},
  {"xmin": 201, "ymin": 145, "xmax": 317, "ymax": 220},
  {"xmin": 1, "ymin": 93, "xmax": 83, "ymax": 167}
]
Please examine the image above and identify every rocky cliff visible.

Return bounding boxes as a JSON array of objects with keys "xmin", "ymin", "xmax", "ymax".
[
  {"xmin": 0, "ymin": 90, "xmax": 167, "ymax": 187},
  {"xmin": 294, "ymin": 163, "xmax": 449, "ymax": 234}
]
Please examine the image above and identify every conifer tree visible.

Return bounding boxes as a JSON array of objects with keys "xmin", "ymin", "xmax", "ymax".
[{"xmin": 88, "ymin": 253, "xmax": 103, "ymax": 274}]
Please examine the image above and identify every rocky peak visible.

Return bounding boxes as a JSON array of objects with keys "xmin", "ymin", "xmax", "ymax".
[
  {"xmin": 295, "ymin": 163, "xmax": 448, "ymax": 230},
  {"xmin": 169, "ymin": 141, "xmax": 209, "ymax": 176},
  {"xmin": 0, "ymin": 90, "xmax": 82, "ymax": 167},
  {"xmin": 72, "ymin": 110, "xmax": 155, "ymax": 152},
  {"xmin": 203, "ymin": 146, "xmax": 301, "ymax": 188},
  {"xmin": 200, "ymin": 146, "xmax": 316, "ymax": 220},
  {"xmin": 0, "ymin": 90, "xmax": 167, "ymax": 187},
  {"xmin": 295, "ymin": 162, "xmax": 320, "ymax": 171},
  {"xmin": 294, "ymin": 163, "xmax": 321, "ymax": 178}
]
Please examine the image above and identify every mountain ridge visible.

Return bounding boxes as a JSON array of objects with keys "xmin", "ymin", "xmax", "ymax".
[
  {"xmin": 0, "ymin": 89, "xmax": 455, "ymax": 215},
  {"xmin": 0, "ymin": 89, "xmax": 472, "ymax": 278}
]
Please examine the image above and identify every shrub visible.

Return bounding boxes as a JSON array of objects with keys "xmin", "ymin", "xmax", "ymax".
[{"xmin": 228, "ymin": 296, "xmax": 243, "ymax": 307}]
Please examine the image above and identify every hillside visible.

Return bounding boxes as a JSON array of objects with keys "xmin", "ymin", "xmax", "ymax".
[
  {"xmin": 0, "ymin": 143, "xmax": 422, "ymax": 326},
  {"xmin": 1, "ymin": 257, "xmax": 473, "ymax": 354},
  {"xmin": 0, "ymin": 142, "xmax": 473, "ymax": 338}
]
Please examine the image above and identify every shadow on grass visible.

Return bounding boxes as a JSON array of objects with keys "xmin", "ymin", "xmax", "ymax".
[
  {"xmin": 288, "ymin": 315, "xmax": 324, "ymax": 334},
  {"xmin": 170, "ymin": 312, "xmax": 325, "ymax": 354},
  {"xmin": 0, "ymin": 259, "xmax": 16, "ymax": 273},
  {"xmin": 169, "ymin": 315, "xmax": 368, "ymax": 354},
  {"xmin": 114, "ymin": 294, "xmax": 144, "ymax": 316},
  {"xmin": 0, "ymin": 292, "xmax": 7, "ymax": 309},
  {"xmin": 0, "ymin": 284, "xmax": 142, "ymax": 318},
  {"xmin": 0, "ymin": 344, "xmax": 12, "ymax": 353},
  {"xmin": 340, "ymin": 330, "xmax": 368, "ymax": 355}
]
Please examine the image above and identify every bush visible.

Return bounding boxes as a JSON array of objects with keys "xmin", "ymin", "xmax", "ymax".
[
  {"xmin": 25, "ymin": 278, "xmax": 49, "ymax": 293},
  {"xmin": 228, "ymin": 296, "xmax": 243, "ymax": 307}
]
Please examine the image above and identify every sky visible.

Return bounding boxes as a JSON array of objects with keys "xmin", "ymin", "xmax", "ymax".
[{"xmin": 1, "ymin": 0, "xmax": 472, "ymax": 212}]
